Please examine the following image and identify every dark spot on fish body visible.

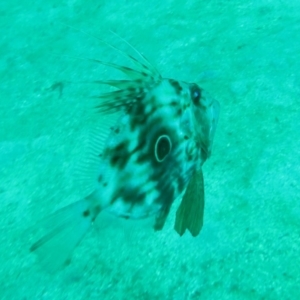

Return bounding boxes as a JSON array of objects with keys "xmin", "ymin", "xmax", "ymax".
[
  {"xmin": 110, "ymin": 141, "xmax": 130, "ymax": 169},
  {"xmin": 132, "ymin": 106, "xmax": 184, "ymax": 209},
  {"xmin": 111, "ymin": 186, "xmax": 146, "ymax": 211},
  {"xmin": 128, "ymin": 87, "xmax": 136, "ymax": 93},
  {"xmin": 148, "ymin": 129, "xmax": 178, "ymax": 205},
  {"xmin": 128, "ymin": 100, "xmax": 147, "ymax": 130},
  {"xmin": 155, "ymin": 135, "xmax": 172, "ymax": 162},
  {"xmin": 127, "ymin": 94, "xmax": 159, "ymax": 131},
  {"xmin": 135, "ymin": 149, "xmax": 149, "ymax": 165},
  {"xmin": 111, "ymin": 154, "xmax": 127, "ymax": 169},
  {"xmin": 149, "ymin": 127, "xmax": 175, "ymax": 167},
  {"xmin": 169, "ymin": 79, "xmax": 183, "ymax": 95},
  {"xmin": 83, "ymin": 209, "xmax": 90, "ymax": 217},
  {"xmin": 135, "ymin": 116, "xmax": 178, "ymax": 173},
  {"xmin": 156, "ymin": 176, "xmax": 175, "ymax": 204},
  {"xmin": 122, "ymin": 186, "xmax": 146, "ymax": 204}
]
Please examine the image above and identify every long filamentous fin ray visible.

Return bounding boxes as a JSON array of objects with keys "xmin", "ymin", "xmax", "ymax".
[
  {"xmin": 109, "ymin": 30, "xmax": 161, "ymax": 79},
  {"xmin": 97, "ymin": 43, "xmax": 159, "ymax": 79},
  {"xmin": 56, "ymin": 22, "xmax": 160, "ymax": 78},
  {"xmin": 127, "ymin": 54, "xmax": 161, "ymax": 79},
  {"xmin": 90, "ymin": 58, "xmax": 153, "ymax": 80},
  {"xmin": 94, "ymin": 100, "xmax": 133, "ymax": 114},
  {"xmin": 56, "ymin": 55, "xmax": 150, "ymax": 80},
  {"xmin": 95, "ymin": 88, "xmax": 139, "ymax": 100},
  {"xmin": 54, "ymin": 23, "xmax": 161, "ymax": 81},
  {"xmin": 92, "ymin": 79, "xmax": 144, "ymax": 89}
]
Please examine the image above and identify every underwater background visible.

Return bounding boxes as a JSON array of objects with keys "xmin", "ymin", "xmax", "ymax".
[{"xmin": 0, "ymin": 0, "xmax": 299, "ymax": 299}]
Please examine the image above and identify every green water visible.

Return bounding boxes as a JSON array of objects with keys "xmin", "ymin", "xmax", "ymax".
[{"xmin": 1, "ymin": 0, "xmax": 299, "ymax": 299}]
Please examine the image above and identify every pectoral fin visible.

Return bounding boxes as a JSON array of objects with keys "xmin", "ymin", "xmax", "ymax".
[{"xmin": 174, "ymin": 169, "xmax": 205, "ymax": 237}]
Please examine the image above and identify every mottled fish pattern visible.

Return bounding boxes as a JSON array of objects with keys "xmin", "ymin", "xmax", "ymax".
[{"xmin": 30, "ymin": 35, "xmax": 220, "ymax": 271}]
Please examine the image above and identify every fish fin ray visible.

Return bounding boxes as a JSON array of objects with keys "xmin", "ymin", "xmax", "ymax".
[
  {"xmin": 109, "ymin": 30, "xmax": 161, "ymax": 79},
  {"xmin": 94, "ymin": 87, "xmax": 146, "ymax": 113},
  {"xmin": 90, "ymin": 58, "xmax": 153, "ymax": 80},
  {"xmin": 92, "ymin": 79, "xmax": 144, "ymax": 90},
  {"xmin": 74, "ymin": 125, "xmax": 118, "ymax": 192},
  {"xmin": 52, "ymin": 24, "xmax": 161, "ymax": 81},
  {"xmin": 174, "ymin": 169, "xmax": 205, "ymax": 237},
  {"xmin": 29, "ymin": 198, "xmax": 99, "ymax": 272}
]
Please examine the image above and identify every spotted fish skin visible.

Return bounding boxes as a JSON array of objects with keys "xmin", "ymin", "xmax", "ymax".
[
  {"xmin": 93, "ymin": 79, "xmax": 212, "ymax": 228},
  {"xmin": 30, "ymin": 37, "xmax": 220, "ymax": 271}
]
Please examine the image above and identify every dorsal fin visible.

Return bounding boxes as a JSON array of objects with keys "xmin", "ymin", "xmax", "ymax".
[
  {"xmin": 56, "ymin": 23, "xmax": 161, "ymax": 81},
  {"xmin": 109, "ymin": 30, "xmax": 161, "ymax": 79},
  {"xmin": 88, "ymin": 58, "xmax": 155, "ymax": 80}
]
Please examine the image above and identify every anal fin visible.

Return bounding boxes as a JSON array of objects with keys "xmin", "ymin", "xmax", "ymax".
[{"xmin": 174, "ymin": 169, "xmax": 205, "ymax": 237}]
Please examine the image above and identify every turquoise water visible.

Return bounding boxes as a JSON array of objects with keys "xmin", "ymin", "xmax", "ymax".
[{"xmin": 1, "ymin": 1, "xmax": 300, "ymax": 299}]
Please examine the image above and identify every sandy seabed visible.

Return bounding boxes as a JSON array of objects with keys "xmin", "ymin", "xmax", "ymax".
[{"xmin": 0, "ymin": 1, "xmax": 299, "ymax": 299}]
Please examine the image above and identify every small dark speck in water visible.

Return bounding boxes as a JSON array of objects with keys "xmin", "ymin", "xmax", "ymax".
[{"xmin": 47, "ymin": 82, "xmax": 64, "ymax": 98}]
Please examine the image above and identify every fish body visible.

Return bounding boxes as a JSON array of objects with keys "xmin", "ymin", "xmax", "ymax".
[{"xmin": 30, "ymin": 36, "xmax": 220, "ymax": 271}]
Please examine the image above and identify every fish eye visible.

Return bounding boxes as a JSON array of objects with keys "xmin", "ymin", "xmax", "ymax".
[
  {"xmin": 154, "ymin": 135, "xmax": 172, "ymax": 162},
  {"xmin": 190, "ymin": 84, "xmax": 202, "ymax": 106}
]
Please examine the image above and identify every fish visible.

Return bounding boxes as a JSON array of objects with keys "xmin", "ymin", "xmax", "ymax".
[{"xmin": 29, "ymin": 33, "xmax": 220, "ymax": 271}]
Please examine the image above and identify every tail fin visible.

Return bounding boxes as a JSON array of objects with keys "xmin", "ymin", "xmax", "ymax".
[{"xmin": 30, "ymin": 198, "xmax": 99, "ymax": 272}]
